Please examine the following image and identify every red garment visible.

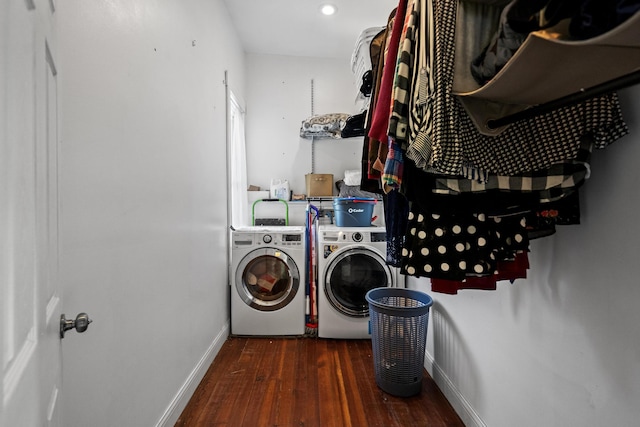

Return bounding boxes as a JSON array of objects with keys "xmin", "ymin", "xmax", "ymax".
[
  {"xmin": 367, "ymin": 0, "xmax": 408, "ymax": 144},
  {"xmin": 430, "ymin": 252, "xmax": 529, "ymax": 295},
  {"xmin": 495, "ymin": 252, "xmax": 529, "ymax": 282}
]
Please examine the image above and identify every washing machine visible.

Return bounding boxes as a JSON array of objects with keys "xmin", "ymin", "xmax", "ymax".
[
  {"xmin": 230, "ymin": 226, "xmax": 306, "ymax": 336},
  {"xmin": 317, "ymin": 224, "xmax": 399, "ymax": 339}
]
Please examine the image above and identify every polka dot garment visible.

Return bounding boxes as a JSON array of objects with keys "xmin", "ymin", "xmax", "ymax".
[{"xmin": 401, "ymin": 205, "xmax": 529, "ymax": 281}]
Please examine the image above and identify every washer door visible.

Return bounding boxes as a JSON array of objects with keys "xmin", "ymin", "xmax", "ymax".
[
  {"xmin": 324, "ymin": 247, "xmax": 392, "ymax": 317},
  {"xmin": 235, "ymin": 247, "xmax": 300, "ymax": 311}
]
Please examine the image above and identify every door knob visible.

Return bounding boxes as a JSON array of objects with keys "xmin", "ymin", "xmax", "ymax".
[{"xmin": 60, "ymin": 313, "xmax": 93, "ymax": 339}]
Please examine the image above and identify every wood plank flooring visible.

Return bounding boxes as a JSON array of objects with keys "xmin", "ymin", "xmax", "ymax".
[{"xmin": 175, "ymin": 336, "xmax": 464, "ymax": 427}]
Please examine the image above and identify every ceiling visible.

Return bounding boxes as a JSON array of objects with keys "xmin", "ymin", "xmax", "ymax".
[{"xmin": 222, "ymin": 0, "xmax": 398, "ymax": 60}]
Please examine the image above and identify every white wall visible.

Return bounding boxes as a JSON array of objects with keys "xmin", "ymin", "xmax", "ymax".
[
  {"xmin": 409, "ymin": 86, "xmax": 640, "ymax": 427},
  {"xmin": 245, "ymin": 53, "xmax": 365, "ymax": 197},
  {"xmin": 58, "ymin": 1, "xmax": 244, "ymax": 426},
  {"xmin": 243, "ymin": 53, "xmax": 371, "ymax": 225}
]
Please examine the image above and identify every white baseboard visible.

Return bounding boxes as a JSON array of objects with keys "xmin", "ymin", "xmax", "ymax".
[
  {"xmin": 156, "ymin": 321, "xmax": 230, "ymax": 427},
  {"xmin": 424, "ymin": 352, "xmax": 487, "ymax": 427}
]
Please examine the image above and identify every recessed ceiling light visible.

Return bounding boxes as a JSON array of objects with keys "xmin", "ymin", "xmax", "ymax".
[{"xmin": 320, "ymin": 4, "xmax": 337, "ymax": 16}]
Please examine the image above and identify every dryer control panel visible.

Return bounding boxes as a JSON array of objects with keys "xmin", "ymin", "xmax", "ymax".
[
  {"xmin": 232, "ymin": 230, "xmax": 304, "ymax": 249},
  {"xmin": 258, "ymin": 232, "xmax": 303, "ymax": 247},
  {"xmin": 282, "ymin": 233, "xmax": 302, "ymax": 243}
]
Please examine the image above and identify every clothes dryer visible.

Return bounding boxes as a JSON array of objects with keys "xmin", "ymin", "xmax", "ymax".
[
  {"xmin": 230, "ymin": 226, "xmax": 306, "ymax": 336},
  {"xmin": 317, "ymin": 225, "xmax": 397, "ymax": 339}
]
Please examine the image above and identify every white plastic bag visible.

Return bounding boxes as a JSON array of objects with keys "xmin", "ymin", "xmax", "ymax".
[
  {"xmin": 344, "ymin": 169, "xmax": 362, "ymax": 186},
  {"xmin": 270, "ymin": 179, "xmax": 290, "ymax": 200}
]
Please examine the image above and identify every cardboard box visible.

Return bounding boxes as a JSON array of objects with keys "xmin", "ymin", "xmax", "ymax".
[{"xmin": 305, "ymin": 174, "xmax": 333, "ymax": 197}]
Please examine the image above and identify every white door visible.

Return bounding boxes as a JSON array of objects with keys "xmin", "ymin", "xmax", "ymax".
[{"xmin": 1, "ymin": 1, "xmax": 70, "ymax": 425}]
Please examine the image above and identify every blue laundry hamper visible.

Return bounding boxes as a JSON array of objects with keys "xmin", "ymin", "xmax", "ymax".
[{"xmin": 365, "ymin": 287, "xmax": 433, "ymax": 397}]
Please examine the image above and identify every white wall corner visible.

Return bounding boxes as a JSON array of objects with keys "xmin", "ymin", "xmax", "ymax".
[
  {"xmin": 155, "ymin": 322, "xmax": 230, "ymax": 427},
  {"xmin": 425, "ymin": 352, "xmax": 487, "ymax": 427}
]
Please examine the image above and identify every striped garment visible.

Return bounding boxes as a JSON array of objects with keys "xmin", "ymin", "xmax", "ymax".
[
  {"xmin": 406, "ymin": 0, "xmax": 628, "ymax": 176},
  {"xmin": 406, "ymin": 0, "xmax": 438, "ymax": 171},
  {"xmin": 431, "ymin": 135, "xmax": 595, "ymax": 203},
  {"xmin": 387, "ymin": 0, "xmax": 417, "ymax": 144}
]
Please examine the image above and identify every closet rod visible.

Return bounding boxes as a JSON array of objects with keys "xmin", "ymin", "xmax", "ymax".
[{"xmin": 485, "ymin": 69, "xmax": 640, "ymax": 130}]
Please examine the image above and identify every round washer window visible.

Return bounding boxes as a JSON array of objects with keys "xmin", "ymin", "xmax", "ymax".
[{"xmin": 325, "ymin": 248, "xmax": 391, "ymax": 317}]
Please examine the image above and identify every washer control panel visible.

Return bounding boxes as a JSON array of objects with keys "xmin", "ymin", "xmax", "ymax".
[{"xmin": 320, "ymin": 229, "xmax": 387, "ymax": 244}]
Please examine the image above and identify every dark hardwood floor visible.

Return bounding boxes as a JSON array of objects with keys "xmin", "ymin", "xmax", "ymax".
[{"xmin": 175, "ymin": 336, "xmax": 465, "ymax": 426}]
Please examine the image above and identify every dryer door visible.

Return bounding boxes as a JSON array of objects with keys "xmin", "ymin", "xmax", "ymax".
[
  {"xmin": 324, "ymin": 247, "xmax": 392, "ymax": 317},
  {"xmin": 235, "ymin": 247, "xmax": 300, "ymax": 311}
]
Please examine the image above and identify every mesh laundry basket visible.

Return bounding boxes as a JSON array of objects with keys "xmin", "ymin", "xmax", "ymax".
[{"xmin": 365, "ymin": 287, "xmax": 433, "ymax": 397}]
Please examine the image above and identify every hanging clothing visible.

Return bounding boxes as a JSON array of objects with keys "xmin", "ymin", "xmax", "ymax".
[
  {"xmin": 384, "ymin": 189, "xmax": 409, "ymax": 267},
  {"xmin": 352, "ymin": 26, "xmax": 386, "ymax": 98},
  {"xmin": 341, "ymin": 111, "xmax": 367, "ymax": 138},
  {"xmin": 406, "ymin": 0, "xmax": 438, "ymax": 172},
  {"xmin": 429, "ymin": 251, "xmax": 529, "ymax": 294},
  {"xmin": 405, "ymin": 0, "xmax": 628, "ymax": 177},
  {"xmin": 400, "ymin": 202, "xmax": 530, "ymax": 282},
  {"xmin": 368, "ymin": 0, "xmax": 408, "ymax": 145},
  {"xmin": 360, "ymin": 26, "xmax": 388, "ymax": 194},
  {"xmin": 569, "ymin": 0, "xmax": 640, "ymax": 39},
  {"xmin": 525, "ymin": 190, "xmax": 582, "ymax": 239},
  {"xmin": 366, "ymin": 10, "xmax": 396, "ymax": 181},
  {"xmin": 387, "ymin": 0, "xmax": 418, "ymax": 145},
  {"xmin": 452, "ymin": 0, "xmax": 526, "ymax": 136},
  {"xmin": 374, "ymin": 0, "xmax": 418, "ymax": 186},
  {"xmin": 361, "ymin": 0, "xmax": 633, "ymax": 293},
  {"xmin": 431, "ymin": 134, "xmax": 595, "ymax": 204},
  {"xmin": 382, "ymin": 136, "xmax": 404, "ymax": 191},
  {"xmin": 470, "ymin": 0, "xmax": 532, "ymax": 86}
]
